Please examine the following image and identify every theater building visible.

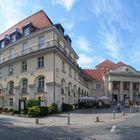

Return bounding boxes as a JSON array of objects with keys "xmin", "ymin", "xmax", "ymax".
[
  {"xmin": 83, "ymin": 60, "xmax": 140, "ymax": 102},
  {"xmin": 0, "ymin": 10, "xmax": 89, "ymax": 111}
]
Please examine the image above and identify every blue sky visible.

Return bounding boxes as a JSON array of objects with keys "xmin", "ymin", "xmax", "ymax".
[{"xmin": 0, "ymin": 0, "xmax": 140, "ymax": 69}]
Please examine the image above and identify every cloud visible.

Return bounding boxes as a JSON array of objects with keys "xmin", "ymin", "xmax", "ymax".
[
  {"xmin": 0, "ymin": 0, "xmax": 42, "ymax": 33},
  {"xmin": 76, "ymin": 37, "xmax": 93, "ymax": 52},
  {"xmin": 78, "ymin": 54, "xmax": 93, "ymax": 67},
  {"xmin": 78, "ymin": 53, "xmax": 104, "ymax": 68},
  {"xmin": 52, "ymin": 0, "xmax": 76, "ymax": 11},
  {"xmin": 99, "ymin": 28, "xmax": 122, "ymax": 60},
  {"xmin": 61, "ymin": 19, "xmax": 74, "ymax": 30},
  {"xmin": 90, "ymin": 0, "xmax": 136, "ymax": 32}
]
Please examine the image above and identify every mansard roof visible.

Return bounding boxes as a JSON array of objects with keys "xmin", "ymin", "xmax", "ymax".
[{"xmin": 0, "ymin": 10, "xmax": 53, "ymax": 40}]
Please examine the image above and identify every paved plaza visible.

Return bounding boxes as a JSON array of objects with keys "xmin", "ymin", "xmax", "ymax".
[{"xmin": 0, "ymin": 106, "xmax": 139, "ymax": 128}]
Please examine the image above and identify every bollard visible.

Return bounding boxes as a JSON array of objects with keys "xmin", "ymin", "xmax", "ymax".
[
  {"xmin": 67, "ymin": 113, "xmax": 70, "ymax": 125},
  {"xmin": 130, "ymin": 106, "xmax": 132, "ymax": 113},
  {"xmin": 122, "ymin": 112, "xmax": 125, "ymax": 116},
  {"xmin": 35, "ymin": 118, "xmax": 39, "ymax": 124},
  {"xmin": 113, "ymin": 110, "xmax": 115, "ymax": 119},
  {"xmin": 96, "ymin": 116, "xmax": 99, "ymax": 122}
]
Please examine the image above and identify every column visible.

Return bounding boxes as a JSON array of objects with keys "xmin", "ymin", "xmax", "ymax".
[
  {"xmin": 139, "ymin": 83, "xmax": 140, "ymax": 95},
  {"xmin": 14, "ymin": 86, "xmax": 20, "ymax": 110},
  {"xmin": 130, "ymin": 82, "xmax": 133, "ymax": 101},
  {"xmin": 29, "ymin": 84, "xmax": 36, "ymax": 99},
  {"xmin": 109, "ymin": 81, "xmax": 112, "ymax": 101},
  {"xmin": 120, "ymin": 82, "xmax": 123, "ymax": 102}
]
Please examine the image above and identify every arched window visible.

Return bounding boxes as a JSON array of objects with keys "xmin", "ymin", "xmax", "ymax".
[
  {"xmin": 74, "ymin": 85, "xmax": 77, "ymax": 97},
  {"xmin": 61, "ymin": 79, "xmax": 66, "ymax": 95},
  {"xmin": 38, "ymin": 76, "xmax": 45, "ymax": 92},
  {"xmin": 22, "ymin": 79, "xmax": 28, "ymax": 93},
  {"xmin": 68, "ymin": 82, "xmax": 72, "ymax": 96},
  {"xmin": 8, "ymin": 81, "xmax": 14, "ymax": 94}
]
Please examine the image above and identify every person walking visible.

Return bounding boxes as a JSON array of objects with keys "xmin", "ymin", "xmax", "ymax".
[{"xmin": 117, "ymin": 102, "xmax": 121, "ymax": 113}]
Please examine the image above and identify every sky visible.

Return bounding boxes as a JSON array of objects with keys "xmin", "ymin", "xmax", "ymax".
[{"xmin": 0, "ymin": 0, "xmax": 140, "ymax": 70}]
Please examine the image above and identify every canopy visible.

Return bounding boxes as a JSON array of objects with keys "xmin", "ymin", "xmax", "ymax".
[
  {"xmin": 79, "ymin": 96, "xmax": 96, "ymax": 101},
  {"xmin": 98, "ymin": 96, "xmax": 109, "ymax": 100}
]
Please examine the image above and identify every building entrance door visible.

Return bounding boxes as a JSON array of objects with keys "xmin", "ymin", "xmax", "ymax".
[{"xmin": 113, "ymin": 95, "xmax": 118, "ymax": 101}]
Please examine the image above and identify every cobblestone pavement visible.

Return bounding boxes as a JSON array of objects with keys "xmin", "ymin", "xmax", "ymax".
[
  {"xmin": 0, "ymin": 106, "xmax": 139, "ymax": 140},
  {"xmin": 0, "ymin": 106, "xmax": 139, "ymax": 128}
]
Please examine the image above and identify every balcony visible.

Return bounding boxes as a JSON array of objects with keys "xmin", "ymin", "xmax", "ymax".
[
  {"xmin": 22, "ymin": 88, "xmax": 27, "ymax": 94},
  {"xmin": 9, "ymin": 90, "xmax": 14, "ymax": 95},
  {"xmin": 38, "ymin": 87, "xmax": 44, "ymax": 93},
  {"xmin": 0, "ymin": 40, "xmax": 80, "ymax": 71},
  {"xmin": 61, "ymin": 88, "xmax": 64, "ymax": 95}
]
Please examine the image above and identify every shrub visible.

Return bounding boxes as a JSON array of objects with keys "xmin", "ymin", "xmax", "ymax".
[
  {"xmin": 40, "ymin": 107, "xmax": 49, "ymax": 116},
  {"xmin": 0, "ymin": 108, "xmax": 3, "ymax": 113},
  {"xmin": 78, "ymin": 102, "xmax": 86, "ymax": 109},
  {"xmin": 28, "ymin": 106, "xmax": 40, "ymax": 117},
  {"xmin": 48, "ymin": 103, "xmax": 58, "ymax": 114},
  {"xmin": 13, "ymin": 110, "xmax": 20, "ymax": 114},
  {"xmin": 9, "ymin": 108, "xmax": 13, "ymax": 112},
  {"xmin": 62, "ymin": 103, "xmax": 73, "ymax": 112},
  {"xmin": 26, "ymin": 99, "xmax": 40, "ymax": 108},
  {"xmin": 4, "ymin": 108, "xmax": 9, "ymax": 113}
]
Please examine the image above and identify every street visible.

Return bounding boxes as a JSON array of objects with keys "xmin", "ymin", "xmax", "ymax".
[{"xmin": 0, "ymin": 113, "xmax": 140, "ymax": 140}]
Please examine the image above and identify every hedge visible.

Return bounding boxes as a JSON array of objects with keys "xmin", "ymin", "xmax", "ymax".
[
  {"xmin": 28, "ymin": 106, "xmax": 40, "ymax": 117},
  {"xmin": 48, "ymin": 103, "xmax": 58, "ymax": 114},
  {"xmin": 62, "ymin": 103, "xmax": 73, "ymax": 112}
]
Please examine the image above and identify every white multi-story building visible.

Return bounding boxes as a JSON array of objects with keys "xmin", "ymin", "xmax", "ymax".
[
  {"xmin": 83, "ymin": 59, "xmax": 140, "ymax": 102},
  {"xmin": 0, "ymin": 10, "xmax": 89, "ymax": 111}
]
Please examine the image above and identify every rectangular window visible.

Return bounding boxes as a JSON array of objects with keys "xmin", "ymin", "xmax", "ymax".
[
  {"xmin": 1, "ymin": 41, "xmax": 5, "ymax": 48},
  {"xmin": 37, "ymin": 56, "xmax": 44, "ymax": 68},
  {"xmin": 9, "ymin": 48, "xmax": 15, "ymax": 59},
  {"xmin": 96, "ymin": 83, "xmax": 101, "ymax": 89},
  {"xmin": 74, "ymin": 71, "xmax": 77, "ymax": 80},
  {"xmin": 0, "ymin": 69, "xmax": 2, "ymax": 78},
  {"xmin": 62, "ymin": 61, "xmax": 65, "ymax": 73},
  {"xmin": 9, "ymin": 64, "xmax": 13, "ymax": 75},
  {"xmin": 9, "ymin": 98, "xmax": 13, "ymax": 107},
  {"xmin": 69, "ymin": 66, "xmax": 72, "ymax": 77},
  {"xmin": 21, "ymin": 60, "xmax": 27, "ymax": 72},
  {"xmin": 0, "ymin": 54, "xmax": 3, "ymax": 64},
  {"xmin": 24, "ymin": 27, "xmax": 30, "ymax": 36},
  {"xmin": 23, "ymin": 43, "xmax": 29, "ymax": 54},
  {"xmin": 38, "ymin": 36, "xmax": 45, "ymax": 49},
  {"xmin": 11, "ymin": 35, "xmax": 16, "ymax": 42}
]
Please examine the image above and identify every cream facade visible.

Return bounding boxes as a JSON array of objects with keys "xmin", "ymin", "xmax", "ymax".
[
  {"xmin": 106, "ymin": 65, "xmax": 140, "ymax": 102},
  {"xmin": 85, "ymin": 62, "xmax": 140, "ymax": 103},
  {"xmin": 0, "ymin": 21, "xmax": 89, "ymax": 111}
]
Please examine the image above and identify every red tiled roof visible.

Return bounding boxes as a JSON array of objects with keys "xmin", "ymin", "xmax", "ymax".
[
  {"xmin": 112, "ymin": 61, "xmax": 126, "ymax": 69},
  {"xmin": 0, "ymin": 10, "xmax": 53, "ymax": 40},
  {"xmin": 83, "ymin": 69, "xmax": 105, "ymax": 81},
  {"xmin": 96, "ymin": 59, "xmax": 116, "ymax": 69},
  {"xmin": 83, "ymin": 60, "xmax": 127, "ymax": 81}
]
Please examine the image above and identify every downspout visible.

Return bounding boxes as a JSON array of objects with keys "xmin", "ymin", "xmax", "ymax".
[
  {"xmin": 53, "ymin": 51, "xmax": 56, "ymax": 103},
  {"xmin": 53, "ymin": 31, "xmax": 56, "ymax": 103}
]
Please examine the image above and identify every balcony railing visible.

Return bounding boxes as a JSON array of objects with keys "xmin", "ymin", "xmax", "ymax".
[
  {"xmin": 0, "ymin": 40, "xmax": 80, "ymax": 71},
  {"xmin": 22, "ymin": 88, "xmax": 27, "ymax": 93},
  {"xmin": 9, "ymin": 90, "xmax": 14, "ymax": 94},
  {"xmin": 38, "ymin": 87, "xmax": 44, "ymax": 93},
  {"xmin": 61, "ymin": 88, "xmax": 64, "ymax": 95}
]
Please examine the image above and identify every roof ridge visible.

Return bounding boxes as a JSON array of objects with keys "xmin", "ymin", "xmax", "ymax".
[{"xmin": 0, "ymin": 10, "xmax": 53, "ymax": 38}]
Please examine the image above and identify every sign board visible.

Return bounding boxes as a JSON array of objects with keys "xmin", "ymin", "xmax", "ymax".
[
  {"xmin": 40, "ymin": 101, "xmax": 46, "ymax": 107},
  {"xmin": 20, "ymin": 101, "xmax": 25, "ymax": 110}
]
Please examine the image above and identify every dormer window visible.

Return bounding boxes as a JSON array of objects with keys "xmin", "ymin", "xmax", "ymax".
[
  {"xmin": 22, "ymin": 22, "xmax": 35, "ymax": 36},
  {"xmin": 55, "ymin": 24, "xmax": 65, "ymax": 35},
  {"xmin": 11, "ymin": 35, "xmax": 16, "ymax": 42},
  {"xmin": 64, "ymin": 35, "xmax": 72, "ymax": 46},
  {"xmin": 10, "ymin": 29, "xmax": 22, "ymax": 43},
  {"xmin": 1, "ymin": 41, "xmax": 5, "ymax": 48},
  {"xmin": 24, "ymin": 27, "xmax": 30, "ymax": 36}
]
